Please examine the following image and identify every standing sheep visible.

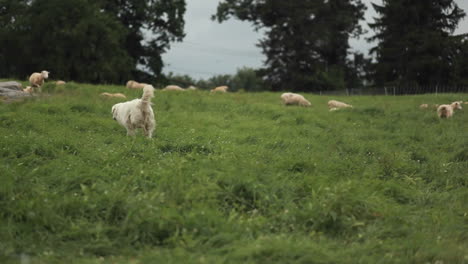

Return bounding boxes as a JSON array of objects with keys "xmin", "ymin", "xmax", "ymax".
[
  {"xmin": 126, "ymin": 80, "xmax": 147, "ymax": 89},
  {"xmin": 211, "ymin": 86, "xmax": 229, "ymax": 93},
  {"xmin": 29, "ymin": 70, "xmax": 49, "ymax": 92},
  {"xmin": 280, "ymin": 92, "xmax": 311, "ymax": 107},
  {"xmin": 437, "ymin": 101, "xmax": 462, "ymax": 118}
]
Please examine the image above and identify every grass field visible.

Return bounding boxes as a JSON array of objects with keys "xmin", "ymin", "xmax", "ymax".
[{"xmin": 1, "ymin": 82, "xmax": 467, "ymax": 263}]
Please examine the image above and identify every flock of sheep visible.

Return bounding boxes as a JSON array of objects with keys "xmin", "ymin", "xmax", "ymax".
[{"xmin": 25, "ymin": 71, "xmax": 465, "ymax": 121}]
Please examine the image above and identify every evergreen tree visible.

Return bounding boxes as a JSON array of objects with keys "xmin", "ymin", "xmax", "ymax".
[
  {"xmin": 214, "ymin": 0, "xmax": 366, "ymax": 91},
  {"xmin": 368, "ymin": 0, "xmax": 465, "ymax": 88}
]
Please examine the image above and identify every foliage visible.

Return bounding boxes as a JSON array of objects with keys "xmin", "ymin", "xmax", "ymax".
[
  {"xmin": 368, "ymin": 0, "xmax": 466, "ymax": 88},
  {"xmin": 214, "ymin": 0, "xmax": 367, "ymax": 91},
  {"xmin": 0, "ymin": 0, "xmax": 186, "ymax": 83},
  {"xmin": 0, "ymin": 81, "xmax": 467, "ymax": 263}
]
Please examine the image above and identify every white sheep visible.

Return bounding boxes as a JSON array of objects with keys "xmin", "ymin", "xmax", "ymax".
[
  {"xmin": 280, "ymin": 92, "xmax": 311, "ymax": 107},
  {"xmin": 328, "ymin": 100, "xmax": 353, "ymax": 110},
  {"xmin": 29, "ymin": 70, "xmax": 49, "ymax": 92},
  {"xmin": 23, "ymin": 86, "xmax": 33, "ymax": 93},
  {"xmin": 126, "ymin": 80, "xmax": 147, "ymax": 89},
  {"xmin": 163, "ymin": 85, "xmax": 185, "ymax": 91},
  {"xmin": 56, "ymin": 80, "xmax": 66, "ymax": 85},
  {"xmin": 419, "ymin": 104, "xmax": 429, "ymax": 109},
  {"xmin": 100, "ymin": 92, "xmax": 127, "ymax": 99},
  {"xmin": 437, "ymin": 101, "xmax": 463, "ymax": 118},
  {"xmin": 211, "ymin": 86, "xmax": 229, "ymax": 93},
  {"xmin": 187, "ymin": 85, "xmax": 198, "ymax": 90}
]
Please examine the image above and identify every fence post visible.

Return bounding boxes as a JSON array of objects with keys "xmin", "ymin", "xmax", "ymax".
[
  {"xmin": 435, "ymin": 85, "xmax": 438, "ymax": 96},
  {"xmin": 384, "ymin": 86, "xmax": 387, "ymax": 96},
  {"xmin": 393, "ymin": 86, "xmax": 396, "ymax": 96}
]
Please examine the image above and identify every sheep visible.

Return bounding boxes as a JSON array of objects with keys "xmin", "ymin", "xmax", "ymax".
[
  {"xmin": 328, "ymin": 100, "xmax": 353, "ymax": 110},
  {"xmin": 56, "ymin": 80, "xmax": 66, "ymax": 85},
  {"xmin": 187, "ymin": 85, "xmax": 198, "ymax": 90},
  {"xmin": 162, "ymin": 85, "xmax": 185, "ymax": 91},
  {"xmin": 437, "ymin": 101, "xmax": 462, "ymax": 118},
  {"xmin": 100, "ymin": 92, "xmax": 127, "ymax": 99},
  {"xmin": 23, "ymin": 86, "xmax": 33, "ymax": 93},
  {"xmin": 29, "ymin": 70, "xmax": 49, "ymax": 92},
  {"xmin": 419, "ymin": 104, "xmax": 429, "ymax": 109},
  {"xmin": 280, "ymin": 92, "xmax": 311, "ymax": 107},
  {"xmin": 126, "ymin": 80, "xmax": 147, "ymax": 89},
  {"xmin": 211, "ymin": 86, "xmax": 229, "ymax": 93}
]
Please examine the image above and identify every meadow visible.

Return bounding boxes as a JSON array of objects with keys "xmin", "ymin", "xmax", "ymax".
[{"xmin": 0, "ymin": 82, "xmax": 467, "ymax": 263}]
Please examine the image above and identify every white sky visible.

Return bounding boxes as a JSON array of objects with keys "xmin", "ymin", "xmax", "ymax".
[{"xmin": 162, "ymin": 0, "xmax": 468, "ymax": 80}]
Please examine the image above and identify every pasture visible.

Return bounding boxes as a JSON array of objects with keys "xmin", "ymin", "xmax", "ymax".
[{"xmin": 0, "ymin": 82, "xmax": 467, "ymax": 263}]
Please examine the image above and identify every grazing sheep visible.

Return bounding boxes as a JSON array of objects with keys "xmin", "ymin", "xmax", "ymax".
[
  {"xmin": 126, "ymin": 80, "xmax": 147, "ymax": 89},
  {"xmin": 23, "ymin": 86, "xmax": 33, "ymax": 93},
  {"xmin": 464, "ymin": 102, "xmax": 468, "ymax": 105},
  {"xmin": 187, "ymin": 85, "xmax": 198, "ymax": 90},
  {"xmin": 437, "ymin": 102, "xmax": 462, "ymax": 118},
  {"xmin": 112, "ymin": 85, "xmax": 155, "ymax": 138},
  {"xmin": 328, "ymin": 100, "xmax": 353, "ymax": 110},
  {"xmin": 100, "ymin": 92, "xmax": 127, "ymax": 99},
  {"xmin": 419, "ymin": 104, "xmax": 429, "ymax": 109},
  {"xmin": 280, "ymin": 92, "xmax": 311, "ymax": 107},
  {"xmin": 211, "ymin": 86, "xmax": 229, "ymax": 93},
  {"xmin": 29, "ymin": 70, "xmax": 49, "ymax": 91},
  {"xmin": 56, "ymin": 80, "xmax": 66, "ymax": 85},
  {"xmin": 163, "ymin": 85, "xmax": 185, "ymax": 91}
]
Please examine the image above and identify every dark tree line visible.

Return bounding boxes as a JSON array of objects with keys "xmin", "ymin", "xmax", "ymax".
[
  {"xmin": 0, "ymin": 0, "xmax": 467, "ymax": 91},
  {"xmin": 215, "ymin": 0, "xmax": 467, "ymax": 92},
  {"xmin": 214, "ymin": 0, "xmax": 367, "ymax": 92},
  {"xmin": 0, "ymin": 0, "xmax": 185, "ymax": 84}
]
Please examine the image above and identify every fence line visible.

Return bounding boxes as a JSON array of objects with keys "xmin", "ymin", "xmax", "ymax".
[{"xmin": 313, "ymin": 85, "xmax": 468, "ymax": 96}]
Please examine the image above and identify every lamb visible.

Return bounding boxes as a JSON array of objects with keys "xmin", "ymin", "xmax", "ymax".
[
  {"xmin": 211, "ymin": 86, "xmax": 229, "ymax": 93},
  {"xmin": 111, "ymin": 85, "xmax": 155, "ymax": 138},
  {"xmin": 437, "ymin": 101, "xmax": 463, "ymax": 118},
  {"xmin": 328, "ymin": 100, "xmax": 353, "ymax": 110},
  {"xmin": 126, "ymin": 80, "xmax": 147, "ymax": 89},
  {"xmin": 162, "ymin": 85, "xmax": 185, "ymax": 91},
  {"xmin": 56, "ymin": 80, "xmax": 66, "ymax": 85},
  {"xmin": 280, "ymin": 92, "xmax": 311, "ymax": 107},
  {"xmin": 187, "ymin": 85, "xmax": 198, "ymax": 90},
  {"xmin": 29, "ymin": 70, "xmax": 49, "ymax": 92},
  {"xmin": 100, "ymin": 92, "xmax": 127, "ymax": 99}
]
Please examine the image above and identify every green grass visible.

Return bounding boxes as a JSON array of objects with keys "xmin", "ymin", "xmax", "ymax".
[{"xmin": 1, "ymin": 81, "xmax": 467, "ymax": 263}]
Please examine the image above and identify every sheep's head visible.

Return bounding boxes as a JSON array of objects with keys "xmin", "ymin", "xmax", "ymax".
[
  {"xmin": 41, "ymin": 71, "xmax": 49, "ymax": 79},
  {"xmin": 451, "ymin": 101, "xmax": 462, "ymax": 110}
]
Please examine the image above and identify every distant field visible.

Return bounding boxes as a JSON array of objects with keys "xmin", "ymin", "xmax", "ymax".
[{"xmin": 1, "ymin": 82, "xmax": 467, "ymax": 263}]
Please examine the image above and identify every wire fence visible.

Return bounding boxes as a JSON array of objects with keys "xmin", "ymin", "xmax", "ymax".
[{"xmin": 313, "ymin": 85, "xmax": 468, "ymax": 96}]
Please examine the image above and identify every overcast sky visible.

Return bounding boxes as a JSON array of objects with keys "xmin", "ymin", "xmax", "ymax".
[{"xmin": 162, "ymin": 0, "xmax": 468, "ymax": 80}]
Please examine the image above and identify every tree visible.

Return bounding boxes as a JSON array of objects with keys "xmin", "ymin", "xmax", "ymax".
[
  {"xmin": 368, "ymin": 0, "xmax": 465, "ymax": 88},
  {"xmin": 214, "ymin": 0, "xmax": 366, "ymax": 91},
  {"xmin": 98, "ymin": 0, "xmax": 186, "ymax": 77},
  {"xmin": 0, "ymin": 0, "xmax": 186, "ymax": 83},
  {"xmin": 230, "ymin": 67, "xmax": 264, "ymax": 92}
]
